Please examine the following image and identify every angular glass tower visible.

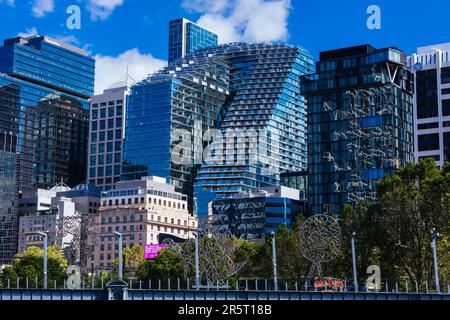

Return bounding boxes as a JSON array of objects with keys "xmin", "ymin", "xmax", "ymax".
[
  {"xmin": 123, "ymin": 43, "xmax": 313, "ymax": 216},
  {"xmin": 301, "ymin": 45, "xmax": 414, "ymax": 215},
  {"xmin": 122, "ymin": 54, "xmax": 231, "ymax": 211},
  {"xmin": 168, "ymin": 18, "xmax": 218, "ymax": 65},
  {"xmin": 0, "ymin": 35, "xmax": 94, "ymax": 263},
  {"xmin": 194, "ymin": 43, "xmax": 314, "ymax": 216}
]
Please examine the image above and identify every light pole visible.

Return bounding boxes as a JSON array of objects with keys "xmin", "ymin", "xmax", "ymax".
[
  {"xmin": 431, "ymin": 228, "xmax": 440, "ymax": 294},
  {"xmin": 271, "ymin": 232, "xmax": 278, "ymax": 291},
  {"xmin": 36, "ymin": 231, "xmax": 48, "ymax": 289},
  {"xmin": 351, "ymin": 231, "xmax": 358, "ymax": 292},
  {"xmin": 114, "ymin": 231, "xmax": 123, "ymax": 280},
  {"xmin": 194, "ymin": 232, "xmax": 200, "ymax": 290}
]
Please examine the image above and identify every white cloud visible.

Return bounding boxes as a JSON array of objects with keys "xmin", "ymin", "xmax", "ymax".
[
  {"xmin": 182, "ymin": 0, "xmax": 229, "ymax": 14},
  {"xmin": 182, "ymin": 0, "xmax": 291, "ymax": 44},
  {"xmin": 94, "ymin": 48, "xmax": 166, "ymax": 94},
  {"xmin": 53, "ymin": 35, "xmax": 80, "ymax": 46},
  {"xmin": 87, "ymin": 0, "xmax": 125, "ymax": 21},
  {"xmin": 32, "ymin": 0, "xmax": 55, "ymax": 17},
  {"xmin": 18, "ymin": 27, "xmax": 38, "ymax": 38}
]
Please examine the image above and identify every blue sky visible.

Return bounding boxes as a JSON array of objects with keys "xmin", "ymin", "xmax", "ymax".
[{"xmin": 1, "ymin": 0, "xmax": 449, "ymax": 93}]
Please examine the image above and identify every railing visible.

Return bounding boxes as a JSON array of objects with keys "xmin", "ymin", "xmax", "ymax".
[{"xmin": 2, "ymin": 277, "xmax": 450, "ymax": 292}]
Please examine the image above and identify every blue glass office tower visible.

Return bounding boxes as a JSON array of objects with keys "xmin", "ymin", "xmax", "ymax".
[
  {"xmin": 122, "ymin": 54, "xmax": 231, "ymax": 212},
  {"xmin": 194, "ymin": 43, "xmax": 314, "ymax": 216},
  {"xmin": 123, "ymin": 42, "xmax": 313, "ymax": 216},
  {"xmin": 301, "ymin": 45, "xmax": 414, "ymax": 215},
  {"xmin": 0, "ymin": 35, "xmax": 95, "ymax": 263},
  {"xmin": 168, "ymin": 18, "xmax": 218, "ymax": 65}
]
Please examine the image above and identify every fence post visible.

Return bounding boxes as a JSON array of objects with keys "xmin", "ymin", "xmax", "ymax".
[
  {"xmin": 177, "ymin": 278, "xmax": 180, "ymax": 291},
  {"xmin": 187, "ymin": 278, "xmax": 189, "ymax": 290},
  {"xmin": 395, "ymin": 282, "xmax": 398, "ymax": 293},
  {"xmin": 26, "ymin": 277, "xmax": 29, "ymax": 289},
  {"xmin": 295, "ymin": 281, "xmax": 298, "ymax": 291},
  {"xmin": 7, "ymin": 278, "xmax": 10, "ymax": 289},
  {"xmin": 385, "ymin": 281, "xmax": 389, "ymax": 293},
  {"xmin": 265, "ymin": 279, "xmax": 268, "ymax": 291},
  {"xmin": 149, "ymin": 279, "xmax": 152, "ymax": 290},
  {"xmin": 236, "ymin": 279, "xmax": 239, "ymax": 291},
  {"xmin": 158, "ymin": 279, "xmax": 161, "ymax": 290},
  {"xmin": 35, "ymin": 275, "xmax": 38, "ymax": 289},
  {"xmin": 425, "ymin": 281, "xmax": 429, "ymax": 294},
  {"xmin": 304, "ymin": 281, "xmax": 308, "ymax": 291},
  {"xmin": 101, "ymin": 277, "xmax": 104, "ymax": 290},
  {"xmin": 285, "ymin": 282, "xmax": 288, "ymax": 291},
  {"xmin": 92, "ymin": 276, "xmax": 94, "ymax": 289},
  {"xmin": 255, "ymin": 279, "xmax": 258, "ymax": 291},
  {"xmin": 16, "ymin": 277, "xmax": 19, "ymax": 289},
  {"xmin": 139, "ymin": 280, "xmax": 142, "ymax": 290},
  {"xmin": 168, "ymin": 278, "xmax": 171, "ymax": 290},
  {"xmin": 54, "ymin": 280, "xmax": 56, "ymax": 289},
  {"xmin": 245, "ymin": 279, "xmax": 248, "ymax": 291},
  {"xmin": 64, "ymin": 279, "xmax": 66, "ymax": 289},
  {"xmin": 405, "ymin": 281, "xmax": 409, "ymax": 293}
]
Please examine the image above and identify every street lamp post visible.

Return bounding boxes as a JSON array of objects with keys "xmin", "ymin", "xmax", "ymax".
[
  {"xmin": 431, "ymin": 228, "xmax": 440, "ymax": 294},
  {"xmin": 271, "ymin": 232, "xmax": 278, "ymax": 291},
  {"xmin": 351, "ymin": 231, "xmax": 358, "ymax": 292},
  {"xmin": 35, "ymin": 231, "xmax": 48, "ymax": 289},
  {"xmin": 194, "ymin": 232, "xmax": 200, "ymax": 290},
  {"xmin": 114, "ymin": 231, "xmax": 123, "ymax": 280}
]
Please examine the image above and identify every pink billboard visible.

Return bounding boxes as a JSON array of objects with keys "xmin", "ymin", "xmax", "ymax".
[{"xmin": 144, "ymin": 244, "xmax": 167, "ymax": 260}]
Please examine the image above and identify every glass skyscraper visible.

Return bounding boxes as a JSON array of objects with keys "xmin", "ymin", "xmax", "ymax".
[
  {"xmin": 0, "ymin": 35, "xmax": 94, "ymax": 263},
  {"xmin": 123, "ymin": 42, "xmax": 313, "ymax": 216},
  {"xmin": 194, "ymin": 43, "xmax": 314, "ymax": 216},
  {"xmin": 301, "ymin": 45, "xmax": 414, "ymax": 215},
  {"xmin": 168, "ymin": 18, "xmax": 218, "ymax": 65},
  {"xmin": 122, "ymin": 53, "xmax": 231, "ymax": 212}
]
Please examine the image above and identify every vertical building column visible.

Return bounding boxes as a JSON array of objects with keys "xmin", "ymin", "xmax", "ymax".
[{"xmin": 436, "ymin": 50, "xmax": 444, "ymax": 167}]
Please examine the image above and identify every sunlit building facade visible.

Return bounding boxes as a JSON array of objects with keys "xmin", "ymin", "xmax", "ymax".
[
  {"xmin": 90, "ymin": 176, "xmax": 196, "ymax": 272},
  {"xmin": 88, "ymin": 81, "xmax": 131, "ymax": 191},
  {"xmin": 408, "ymin": 43, "xmax": 450, "ymax": 167}
]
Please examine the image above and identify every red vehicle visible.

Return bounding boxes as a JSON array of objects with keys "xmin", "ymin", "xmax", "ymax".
[{"xmin": 314, "ymin": 278, "xmax": 345, "ymax": 292}]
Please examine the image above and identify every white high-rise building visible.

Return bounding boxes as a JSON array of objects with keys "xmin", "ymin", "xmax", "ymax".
[
  {"xmin": 88, "ymin": 78, "xmax": 133, "ymax": 191},
  {"xmin": 408, "ymin": 43, "xmax": 450, "ymax": 167}
]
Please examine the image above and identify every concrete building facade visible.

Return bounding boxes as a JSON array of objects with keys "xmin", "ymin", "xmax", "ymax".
[
  {"xmin": 408, "ymin": 43, "xmax": 450, "ymax": 167},
  {"xmin": 89, "ymin": 176, "xmax": 197, "ymax": 272}
]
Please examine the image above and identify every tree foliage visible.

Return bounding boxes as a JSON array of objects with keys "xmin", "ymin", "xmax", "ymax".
[{"xmin": 1, "ymin": 246, "xmax": 68, "ymax": 287}]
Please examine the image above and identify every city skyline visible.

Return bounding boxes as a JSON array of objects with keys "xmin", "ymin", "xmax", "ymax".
[{"xmin": 1, "ymin": 0, "xmax": 450, "ymax": 94}]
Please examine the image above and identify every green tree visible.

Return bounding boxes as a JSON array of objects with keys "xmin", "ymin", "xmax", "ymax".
[
  {"xmin": 1, "ymin": 246, "xmax": 68, "ymax": 287},
  {"xmin": 111, "ymin": 245, "xmax": 145, "ymax": 279},
  {"xmin": 137, "ymin": 249, "xmax": 184, "ymax": 283},
  {"xmin": 339, "ymin": 159, "xmax": 450, "ymax": 289}
]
